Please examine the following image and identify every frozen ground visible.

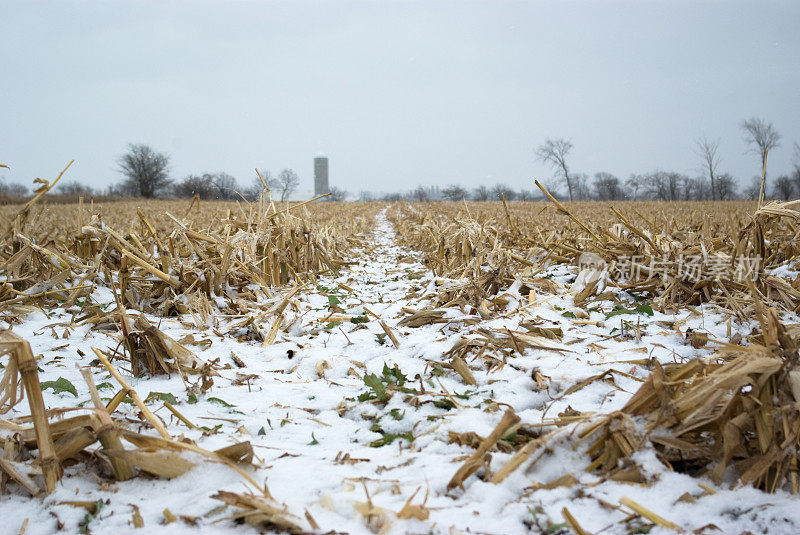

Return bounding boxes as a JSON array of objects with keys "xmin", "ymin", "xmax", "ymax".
[{"xmin": 2, "ymin": 209, "xmax": 800, "ymax": 534}]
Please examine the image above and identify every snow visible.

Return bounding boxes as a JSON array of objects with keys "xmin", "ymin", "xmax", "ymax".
[{"xmin": 2, "ymin": 208, "xmax": 800, "ymax": 534}]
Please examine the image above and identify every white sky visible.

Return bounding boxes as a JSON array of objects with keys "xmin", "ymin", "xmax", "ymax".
[{"xmin": 1, "ymin": 0, "xmax": 798, "ymax": 195}]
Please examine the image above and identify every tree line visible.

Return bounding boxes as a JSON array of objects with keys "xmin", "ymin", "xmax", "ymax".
[
  {"xmin": 371, "ymin": 116, "xmax": 797, "ymax": 202},
  {"xmin": 368, "ymin": 118, "xmax": 800, "ymax": 201},
  {"xmin": 108, "ymin": 144, "xmax": 310, "ymax": 202},
  {"xmin": 528, "ymin": 117, "xmax": 795, "ymax": 202},
  {"xmin": 2, "ymin": 116, "xmax": 797, "ymax": 203},
  {"xmin": 0, "ymin": 144, "xmax": 326, "ymax": 202}
]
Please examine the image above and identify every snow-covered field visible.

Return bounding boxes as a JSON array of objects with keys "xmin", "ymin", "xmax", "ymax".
[{"xmin": 3, "ymin": 209, "xmax": 800, "ymax": 534}]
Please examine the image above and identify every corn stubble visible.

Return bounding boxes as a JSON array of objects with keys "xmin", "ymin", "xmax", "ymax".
[
  {"xmin": 0, "ymin": 171, "xmax": 377, "ymax": 530},
  {"xmin": 386, "ymin": 190, "xmax": 800, "ymax": 506},
  {"xmin": 4, "ymin": 164, "xmax": 800, "ymax": 532}
]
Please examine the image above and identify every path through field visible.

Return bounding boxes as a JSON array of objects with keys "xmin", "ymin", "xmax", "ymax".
[{"xmin": 4, "ymin": 208, "xmax": 800, "ymax": 534}]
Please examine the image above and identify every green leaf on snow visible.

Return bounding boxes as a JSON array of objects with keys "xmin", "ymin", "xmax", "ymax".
[
  {"xmin": 605, "ymin": 302, "xmax": 654, "ymax": 320},
  {"xmin": 208, "ymin": 397, "xmax": 235, "ymax": 408},
  {"xmin": 363, "ymin": 373, "xmax": 388, "ymax": 402},
  {"xmin": 145, "ymin": 391, "xmax": 178, "ymax": 405},
  {"xmin": 40, "ymin": 377, "xmax": 78, "ymax": 397}
]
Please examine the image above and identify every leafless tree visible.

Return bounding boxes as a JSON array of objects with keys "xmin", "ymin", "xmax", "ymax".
[
  {"xmin": 715, "ymin": 173, "xmax": 738, "ymax": 200},
  {"xmin": 741, "ymin": 118, "xmax": 781, "ymax": 202},
  {"xmin": 744, "ymin": 176, "xmax": 763, "ymax": 200},
  {"xmin": 572, "ymin": 173, "xmax": 591, "ymax": 201},
  {"xmin": 491, "ymin": 184, "xmax": 516, "ymax": 201},
  {"xmin": 256, "ymin": 169, "xmax": 273, "ymax": 188},
  {"xmin": 792, "ymin": 142, "xmax": 800, "ymax": 195},
  {"xmin": 682, "ymin": 177, "xmax": 711, "ymax": 201},
  {"xmin": 173, "ymin": 175, "xmax": 216, "ymax": 199},
  {"xmin": 382, "ymin": 192, "xmax": 403, "ymax": 202},
  {"xmin": 411, "ymin": 186, "xmax": 440, "ymax": 202},
  {"xmin": 8, "ymin": 183, "xmax": 28, "ymax": 197},
  {"xmin": 0, "ymin": 176, "xmax": 28, "ymax": 198},
  {"xmin": 174, "ymin": 172, "xmax": 239, "ymax": 200},
  {"xmin": 243, "ymin": 170, "xmax": 274, "ymax": 200},
  {"xmin": 517, "ymin": 189, "xmax": 537, "ymax": 201},
  {"xmin": 592, "ymin": 172, "xmax": 624, "ymax": 201},
  {"xmin": 210, "ymin": 172, "xmax": 239, "ymax": 200},
  {"xmin": 117, "ymin": 144, "xmax": 171, "ymax": 198},
  {"xmin": 696, "ymin": 137, "xmax": 721, "ymax": 200},
  {"xmin": 772, "ymin": 176, "xmax": 795, "ymax": 200},
  {"xmin": 536, "ymin": 138, "xmax": 576, "ymax": 201},
  {"xmin": 328, "ymin": 186, "xmax": 347, "ymax": 201},
  {"xmin": 442, "ymin": 184, "xmax": 468, "ymax": 201},
  {"xmin": 472, "ymin": 185, "xmax": 490, "ymax": 201},
  {"xmin": 271, "ymin": 169, "xmax": 300, "ymax": 202},
  {"xmin": 644, "ymin": 170, "xmax": 684, "ymax": 201},
  {"xmin": 411, "ymin": 186, "xmax": 430, "ymax": 202},
  {"xmin": 625, "ymin": 174, "xmax": 643, "ymax": 200},
  {"xmin": 794, "ymin": 142, "xmax": 800, "ymax": 172},
  {"xmin": 57, "ymin": 181, "xmax": 94, "ymax": 196}
]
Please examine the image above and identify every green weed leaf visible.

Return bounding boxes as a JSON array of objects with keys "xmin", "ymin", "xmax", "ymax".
[
  {"xmin": 145, "ymin": 391, "xmax": 178, "ymax": 405},
  {"xmin": 40, "ymin": 377, "xmax": 78, "ymax": 397}
]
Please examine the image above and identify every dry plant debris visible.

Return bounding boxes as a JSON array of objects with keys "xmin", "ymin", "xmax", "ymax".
[{"xmin": 3, "ymin": 172, "xmax": 800, "ymax": 534}]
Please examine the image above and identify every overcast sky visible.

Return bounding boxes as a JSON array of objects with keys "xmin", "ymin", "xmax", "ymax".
[{"xmin": 2, "ymin": 0, "xmax": 798, "ymax": 196}]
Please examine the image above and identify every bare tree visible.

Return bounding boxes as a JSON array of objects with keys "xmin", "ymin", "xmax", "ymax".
[
  {"xmin": 210, "ymin": 172, "xmax": 239, "ymax": 200},
  {"xmin": 794, "ymin": 142, "xmax": 800, "ymax": 168},
  {"xmin": 715, "ymin": 173, "xmax": 738, "ymax": 200},
  {"xmin": 57, "ymin": 181, "xmax": 94, "ymax": 196},
  {"xmin": 572, "ymin": 173, "xmax": 591, "ymax": 201},
  {"xmin": 696, "ymin": 137, "xmax": 721, "ymax": 200},
  {"xmin": 173, "ymin": 175, "xmax": 217, "ymax": 199},
  {"xmin": 244, "ymin": 170, "xmax": 274, "ymax": 201},
  {"xmin": 682, "ymin": 177, "xmax": 711, "ymax": 201},
  {"xmin": 536, "ymin": 138, "xmax": 576, "ymax": 201},
  {"xmin": 741, "ymin": 118, "xmax": 781, "ymax": 202},
  {"xmin": 472, "ymin": 185, "xmax": 490, "ymax": 201},
  {"xmin": 792, "ymin": 142, "xmax": 800, "ymax": 195},
  {"xmin": 382, "ymin": 192, "xmax": 403, "ymax": 202},
  {"xmin": 270, "ymin": 169, "xmax": 300, "ymax": 202},
  {"xmin": 442, "ymin": 184, "xmax": 468, "ymax": 201},
  {"xmin": 411, "ymin": 186, "xmax": 430, "ymax": 202},
  {"xmin": 644, "ymin": 170, "xmax": 684, "ymax": 201},
  {"xmin": 625, "ymin": 174, "xmax": 644, "ymax": 200},
  {"xmin": 772, "ymin": 175, "xmax": 795, "ymax": 200},
  {"xmin": 410, "ymin": 186, "xmax": 440, "ymax": 202},
  {"xmin": 7, "ymin": 183, "xmax": 28, "ymax": 197},
  {"xmin": 744, "ymin": 176, "xmax": 763, "ymax": 200},
  {"xmin": 117, "ymin": 144, "xmax": 171, "ymax": 198},
  {"xmin": 174, "ymin": 172, "xmax": 239, "ymax": 200},
  {"xmin": 0, "ymin": 176, "xmax": 29, "ymax": 198},
  {"xmin": 593, "ymin": 172, "xmax": 624, "ymax": 201},
  {"xmin": 328, "ymin": 186, "xmax": 347, "ymax": 201},
  {"xmin": 256, "ymin": 169, "xmax": 273, "ymax": 188},
  {"xmin": 491, "ymin": 184, "xmax": 516, "ymax": 201}
]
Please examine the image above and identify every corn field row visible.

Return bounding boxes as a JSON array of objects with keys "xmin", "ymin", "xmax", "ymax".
[{"xmin": 3, "ymin": 179, "xmax": 800, "ymax": 533}]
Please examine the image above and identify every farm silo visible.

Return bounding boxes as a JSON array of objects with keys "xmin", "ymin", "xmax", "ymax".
[{"xmin": 314, "ymin": 155, "xmax": 329, "ymax": 197}]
